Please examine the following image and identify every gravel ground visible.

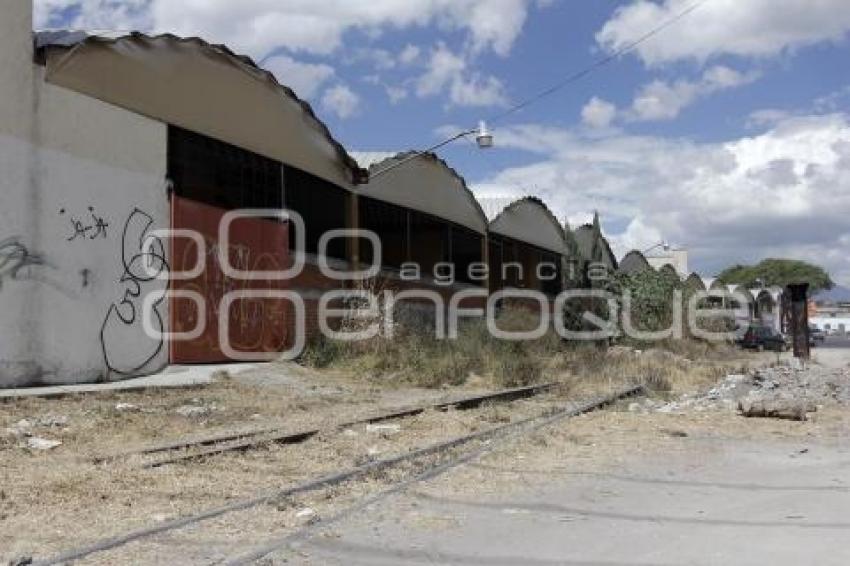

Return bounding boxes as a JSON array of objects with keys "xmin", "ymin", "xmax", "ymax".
[
  {"xmin": 259, "ymin": 349, "xmax": 850, "ymax": 566},
  {"xmin": 0, "ymin": 345, "xmax": 800, "ymax": 564}
]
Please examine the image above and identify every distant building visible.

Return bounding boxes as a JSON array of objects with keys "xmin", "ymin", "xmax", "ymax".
[
  {"xmin": 810, "ymin": 316, "xmax": 850, "ymax": 335},
  {"xmin": 810, "ymin": 301, "xmax": 850, "ymax": 335},
  {"xmin": 646, "ymin": 247, "xmax": 689, "ymax": 278}
]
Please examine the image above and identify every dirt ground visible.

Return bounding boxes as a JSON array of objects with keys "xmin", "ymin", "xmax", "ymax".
[
  {"xmin": 0, "ymin": 346, "xmax": 820, "ymax": 564},
  {"xmin": 265, "ymin": 346, "xmax": 850, "ymax": 565}
]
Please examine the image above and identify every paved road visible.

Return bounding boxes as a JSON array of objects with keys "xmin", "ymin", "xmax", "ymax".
[
  {"xmin": 286, "ymin": 437, "xmax": 850, "ymax": 566},
  {"xmin": 818, "ymin": 336, "xmax": 850, "ymax": 350}
]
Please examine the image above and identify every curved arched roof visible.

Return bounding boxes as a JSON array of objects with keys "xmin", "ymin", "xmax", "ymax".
[
  {"xmin": 479, "ymin": 197, "xmax": 566, "ymax": 255},
  {"xmin": 352, "ymin": 152, "xmax": 489, "ymax": 235},
  {"xmin": 36, "ymin": 31, "xmax": 362, "ymax": 189},
  {"xmin": 659, "ymin": 264, "xmax": 683, "ymax": 284},
  {"xmin": 574, "ymin": 225, "xmax": 618, "ymax": 269},
  {"xmin": 684, "ymin": 273, "xmax": 707, "ymax": 290},
  {"xmin": 727, "ymin": 285, "xmax": 755, "ymax": 303},
  {"xmin": 618, "ymin": 250, "xmax": 652, "ymax": 275}
]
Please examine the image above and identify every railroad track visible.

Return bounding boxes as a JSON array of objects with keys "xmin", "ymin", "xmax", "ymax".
[
  {"xmin": 34, "ymin": 385, "xmax": 645, "ymax": 566},
  {"xmin": 95, "ymin": 382, "xmax": 561, "ymax": 469}
]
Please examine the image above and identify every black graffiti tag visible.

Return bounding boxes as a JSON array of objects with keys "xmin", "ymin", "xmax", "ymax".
[
  {"xmin": 60, "ymin": 206, "xmax": 110, "ymax": 241},
  {"xmin": 100, "ymin": 209, "xmax": 169, "ymax": 377}
]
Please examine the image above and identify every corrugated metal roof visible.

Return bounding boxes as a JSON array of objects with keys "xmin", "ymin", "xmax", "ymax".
[
  {"xmin": 477, "ymin": 197, "xmax": 517, "ymax": 223},
  {"xmin": 618, "ymin": 250, "xmax": 652, "ymax": 275},
  {"xmin": 574, "ymin": 225, "xmax": 596, "ymax": 260},
  {"xmin": 574, "ymin": 224, "xmax": 617, "ymax": 268},
  {"xmin": 35, "ymin": 30, "xmax": 126, "ymax": 48},
  {"xmin": 35, "ymin": 30, "xmax": 364, "ymax": 185},
  {"xmin": 348, "ymin": 151, "xmax": 489, "ymax": 234},
  {"xmin": 480, "ymin": 197, "xmax": 567, "ymax": 255},
  {"xmin": 350, "ymin": 152, "xmax": 398, "ymax": 170}
]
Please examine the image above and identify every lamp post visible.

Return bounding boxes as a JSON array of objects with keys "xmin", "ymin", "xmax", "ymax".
[{"xmin": 360, "ymin": 121, "xmax": 494, "ymax": 183}]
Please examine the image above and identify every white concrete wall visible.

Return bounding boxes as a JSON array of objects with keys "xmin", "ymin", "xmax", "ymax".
[
  {"xmin": 1, "ymin": 1, "xmax": 169, "ymax": 386},
  {"xmin": 811, "ymin": 317, "xmax": 850, "ymax": 335},
  {"xmin": 647, "ymin": 249, "xmax": 689, "ymax": 277},
  {"xmin": 0, "ymin": 0, "xmax": 39, "ymax": 384}
]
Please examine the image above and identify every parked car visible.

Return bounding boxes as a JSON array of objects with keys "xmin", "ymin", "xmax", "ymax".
[
  {"xmin": 809, "ymin": 326, "xmax": 826, "ymax": 345},
  {"xmin": 739, "ymin": 325, "xmax": 790, "ymax": 352}
]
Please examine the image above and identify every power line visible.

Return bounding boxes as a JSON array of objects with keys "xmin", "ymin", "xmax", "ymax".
[{"xmin": 488, "ymin": 0, "xmax": 711, "ymax": 124}]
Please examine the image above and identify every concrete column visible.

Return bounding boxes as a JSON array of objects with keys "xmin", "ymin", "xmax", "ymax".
[
  {"xmin": 348, "ymin": 192, "xmax": 360, "ymax": 268},
  {"xmin": 787, "ymin": 284, "xmax": 810, "ymax": 360},
  {"xmin": 482, "ymin": 235, "xmax": 490, "ymax": 293},
  {"xmin": 0, "ymin": 0, "xmax": 40, "ymax": 386}
]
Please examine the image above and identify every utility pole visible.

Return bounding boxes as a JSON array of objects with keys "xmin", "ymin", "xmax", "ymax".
[{"xmin": 787, "ymin": 283, "xmax": 810, "ymax": 360}]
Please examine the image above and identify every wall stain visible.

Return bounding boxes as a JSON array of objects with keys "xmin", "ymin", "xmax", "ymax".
[{"xmin": 0, "ymin": 237, "xmax": 45, "ymax": 290}]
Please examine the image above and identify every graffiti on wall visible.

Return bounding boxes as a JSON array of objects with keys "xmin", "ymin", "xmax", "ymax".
[
  {"xmin": 100, "ymin": 208, "xmax": 169, "ymax": 377},
  {"xmin": 169, "ymin": 196, "xmax": 290, "ymax": 363},
  {"xmin": 173, "ymin": 236, "xmax": 288, "ymax": 357},
  {"xmin": 0, "ymin": 237, "xmax": 46, "ymax": 290},
  {"xmin": 59, "ymin": 206, "xmax": 110, "ymax": 242}
]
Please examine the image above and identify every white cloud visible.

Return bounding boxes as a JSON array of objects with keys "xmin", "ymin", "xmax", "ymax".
[
  {"xmin": 386, "ymin": 85, "xmax": 409, "ymax": 104},
  {"xmin": 416, "ymin": 43, "xmax": 508, "ymax": 107},
  {"xmin": 35, "ymin": 0, "xmax": 151, "ymax": 30},
  {"xmin": 416, "ymin": 44, "xmax": 467, "ymax": 96},
  {"xmin": 814, "ymin": 84, "xmax": 850, "ymax": 112},
  {"xmin": 472, "ymin": 113, "xmax": 850, "ymax": 283},
  {"xmin": 581, "ymin": 97, "xmax": 618, "ymax": 129},
  {"xmin": 628, "ymin": 66, "xmax": 759, "ymax": 122},
  {"xmin": 35, "ymin": 1, "xmax": 536, "ymax": 60},
  {"xmin": 578, "ymin": 66, "xmax": 758, "ymax": 127},
  {"xmin": 597, "ymin": 0, "xmax": 850, "ymax": 66},
  {"xmin": 747, "ymin": 109, "xmax": 793, "ymax": 129},
  {"xmin": 262, "ymin": 55, "xmax": 335, "ymax": 99},
  {"xmin": 350, "ymin": 48, "xmax": 397, "ymax": 70},
  {"xmin": 610, "ymin": 218, "xmax": 665, "ymax": 259},
  {"xmin": 460, "ymin": 0, "xmax": 530, "ymax": 56},
  {"xmin": 398, "ymin": 44, "xmax": 422, "ymax": 66},
  {"xmin": 449, "ymin": 74, "xmax": 508, "ymax": 107},
  {"xmin": 321, "ymin": 84, "xmax": 361, "ymax": 119}
]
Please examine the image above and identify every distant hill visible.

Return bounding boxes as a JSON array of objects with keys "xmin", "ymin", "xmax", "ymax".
[{"xmin": 814, "ymin": 285, "xmax": 850, "ymax": 303}]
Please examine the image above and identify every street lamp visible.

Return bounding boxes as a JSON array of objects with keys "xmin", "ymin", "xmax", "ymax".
[
  {"xmin": 475, "ymin": 120, "xmax": 494, "ymax": 148},
  {"xmin": 360, "ymin": 121, "xmax": 494, "ymax": 183}
]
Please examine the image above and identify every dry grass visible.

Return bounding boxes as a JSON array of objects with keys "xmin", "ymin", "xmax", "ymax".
[
  {"xmin": 302, "ymin": 307, "xmax": 558, "ymax": 390},
  {"xmin": 302, "ymin": 304, "xmax": 752, "ymax": 397},
  {"xmin": 0, "ymin": 384, "xmax": 567, "ymax": 563},
  {"xmin": 0, "ymin": 304, "xmax": 765, "ymax": 562},
  {"xmin": 551, "ymin": 342, "xmax": 747, "ymax": 398}
]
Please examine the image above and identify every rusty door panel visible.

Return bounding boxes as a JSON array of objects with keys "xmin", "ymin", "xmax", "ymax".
[{"xmin": 170, "ymin": 196, "xmax": 291, "ymax": 364}]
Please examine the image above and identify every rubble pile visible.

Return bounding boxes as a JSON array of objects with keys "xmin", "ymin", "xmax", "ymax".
[{"xmin": 630, "ymin": 359, "xmax": 850, "ymax": 418}]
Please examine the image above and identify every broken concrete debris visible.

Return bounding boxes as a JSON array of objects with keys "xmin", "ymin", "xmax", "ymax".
[
  {"xmin": 27, "ymin": 437, "xmax": 62, "ymax": 451},
  {"xmin": 629, "ymin": 359, "xmax": 846, "ymax": 419},
  {"xmin": 174, "ymin": 405, "xmax": 213, "ymax": 419},
  {"xmin": 738, "ymin": 400, "xmax": 816, "ymax": 422}
]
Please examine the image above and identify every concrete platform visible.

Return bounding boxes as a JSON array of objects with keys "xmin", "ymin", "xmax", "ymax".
[
  {"xmin": 0, "ymin": 363, "xmax": 262, "ymax": 399},
  {"xmin": 290, "ymin": 437, "xmax": 850, "ymax": 566}
]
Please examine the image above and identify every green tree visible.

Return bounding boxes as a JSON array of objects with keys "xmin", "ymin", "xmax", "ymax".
[{"xmin": 717, "ymin": 259, "xmax": 834, "ymax": 293}]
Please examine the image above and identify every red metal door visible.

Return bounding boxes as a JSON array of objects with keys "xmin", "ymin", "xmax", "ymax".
[{"xmin": 170, "ymin": 196, "xmax": 291, "ymax": 363}]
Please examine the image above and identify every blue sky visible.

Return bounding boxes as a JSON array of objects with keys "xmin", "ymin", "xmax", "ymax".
[{"xmin": 35, "ymin": 0, "xmax": 850, "ymax": 284}]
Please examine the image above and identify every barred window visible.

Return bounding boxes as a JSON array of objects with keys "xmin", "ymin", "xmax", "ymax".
[
  {"xmin": 358, "ymin": 196, "xmax": 408, "ymax": 269},
  {"xmin": 168, "ymin": 126, "xmax": 282, "ymax": 210},
  {"xmin": 284, "ymin": 166, "xmax": 349, "ymax": 260}
]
